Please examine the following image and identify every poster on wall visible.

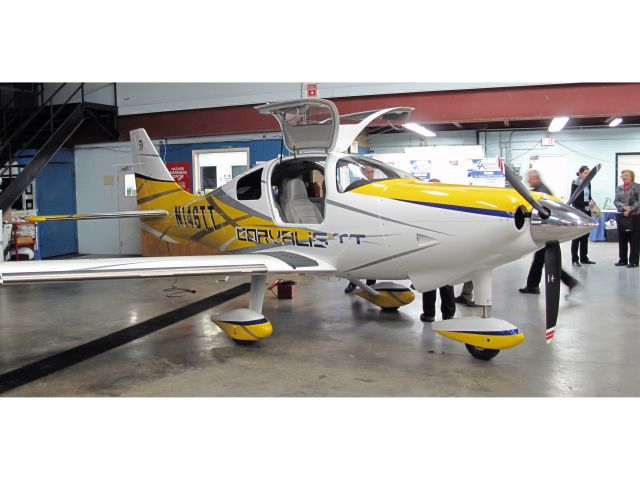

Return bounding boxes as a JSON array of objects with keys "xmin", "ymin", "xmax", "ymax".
[
  {"xmin": 168, "ymin": 162, "xmax": 192, "ymax": 192},
  {"xmin": 407, "ymin": 159, "xmax": 432, "ymax": 181},
  {"xmin": 467, "ymin": 157, "xmax": 506, "ymax": 187}
]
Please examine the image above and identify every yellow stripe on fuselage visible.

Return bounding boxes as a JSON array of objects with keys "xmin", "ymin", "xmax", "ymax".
[{"xmin": 352, "ymin": 178, "xmax": 558, "ymax": 217}]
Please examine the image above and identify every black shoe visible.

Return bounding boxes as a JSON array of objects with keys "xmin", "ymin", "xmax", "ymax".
[
  {"xmin": 615, "ymin": 261, "xmax": 628, "ymax": 267},
  {"xmin": 627, "ymin": 264, "xmax": 639, "ymax": 269},
  {"xmin": 581, "ymin": 259, "xmax": 596, "ymax": 264},
  {"xmin": 518, "ymin": 286, "xmax": 540, "ymax": 294},
  {"xmin": 572, "ymin": 261, "xmax": 582, "ymax": 267},
  {"xmin": 420, "ymin": 314, "xmax": 435, "ymax": 323},
  {"xmin": 442, "ymin": 316, "xmax": 454, "ymax": 320},
  {"xmin": 344, "ymin": 282, "xmax": 356, "ymax": 293},
  {"xmin": 566, "ymin": 281, "xmax": 582, "ymax": 298},
  {"xmin": 454, "ymin": 295, "xmax": 475, "ymax": 306}
]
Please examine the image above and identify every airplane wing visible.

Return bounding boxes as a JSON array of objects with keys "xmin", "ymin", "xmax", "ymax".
[
  {"xmin": 0, "ymin": 251, "xmax": 336, "ymax": 285},
  {"xmin": 24, "ymin": 210, "xmax": 168, "ymax": 222}
]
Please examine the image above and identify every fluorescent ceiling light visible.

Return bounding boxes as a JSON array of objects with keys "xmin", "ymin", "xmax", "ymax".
[
  {"xmin": 609, "ymin": 117, "xmax": 623, "ymax": 127},
  {"xmin": 404, "ymin": 122, "xmax": 436, "ymax": 137},
  {"xmin": 548, "ymin": 116, "xmax": 569, "ymax": 132}
]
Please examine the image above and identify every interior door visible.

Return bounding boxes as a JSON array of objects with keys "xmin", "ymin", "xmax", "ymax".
[
  {"xmin": 117, "ymin": 165, "xmax": 141, "ymax": 255},
  {"xmin": 616, "ymin": 154, "xmax": 640, "ymax": 186}
]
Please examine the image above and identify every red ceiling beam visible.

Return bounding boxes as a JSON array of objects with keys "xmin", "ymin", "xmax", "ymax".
[{"xmin": 117, "ymin": 83, "xmax": 640, "ymax": 140}]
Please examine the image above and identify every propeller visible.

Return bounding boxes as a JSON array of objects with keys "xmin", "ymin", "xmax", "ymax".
[
  {"xmin": 544, "ymin": 241, "xmax": 561, "ymax": 343},
  {"xmin": 567, "ymin": 163, "xmax": 602, "ymax": 206},
  {"xmin": 504, "ymin": 163, "xmax": 601, "ymax": 343}
]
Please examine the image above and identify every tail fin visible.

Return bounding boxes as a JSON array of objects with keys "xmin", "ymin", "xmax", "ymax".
[{"xmin": 130, "ymin": 129, "xmax": 197, "ymax": 211}]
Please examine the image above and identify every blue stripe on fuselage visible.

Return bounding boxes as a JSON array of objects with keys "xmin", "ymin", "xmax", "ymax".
[
  {"xmin": 454, "ymin": 329, "xmax": 522, "ymax": 336},
  {"xmin": 394, "ymin": 199, "xmax": 514, "ymax": 218}
]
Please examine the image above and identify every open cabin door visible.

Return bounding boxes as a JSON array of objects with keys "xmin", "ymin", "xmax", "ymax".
[{"xmin": 256, "ymin": 99, "xmax": 339, "ymax": 155}]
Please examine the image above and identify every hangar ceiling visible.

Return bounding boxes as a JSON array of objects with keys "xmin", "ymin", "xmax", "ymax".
[{"xmin": 118, "ymin": 83, "xmax": 640, "ymax": 140}]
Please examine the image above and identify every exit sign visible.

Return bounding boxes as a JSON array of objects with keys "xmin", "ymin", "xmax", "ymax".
[{"xmin": 541, "ymin": 136, "xmax": 555, "ymax": 146}]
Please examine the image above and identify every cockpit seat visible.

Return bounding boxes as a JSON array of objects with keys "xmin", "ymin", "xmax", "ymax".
[{"xmin": 281, "ymin": 178, "xmax": 323, "ymax": 224}]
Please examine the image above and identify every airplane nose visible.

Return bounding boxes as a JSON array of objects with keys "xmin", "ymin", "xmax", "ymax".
[{"xmin": 530, "ymin": 197, "xmax": 598, "ymax": 245}]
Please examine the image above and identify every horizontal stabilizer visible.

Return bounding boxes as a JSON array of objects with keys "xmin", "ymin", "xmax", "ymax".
[{"xmin": 24, "ymin": 209, "xmax": 168, "ymax": 222}]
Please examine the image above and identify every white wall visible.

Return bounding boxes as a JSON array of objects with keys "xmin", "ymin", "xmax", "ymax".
[
  {"xmin": 74, "ymin": 142, "xmax": 133, "ymax": 254},
  {"xmin": 485, "ymin": 127, "xmax": 640, "ymax": 207},
  {"xmin": 369, "ymin": 126, "xmax": 640, "ymax": 207},
  {"xmin": 368, "ymin": 130, "xmax": 479, "ymax": 154}
]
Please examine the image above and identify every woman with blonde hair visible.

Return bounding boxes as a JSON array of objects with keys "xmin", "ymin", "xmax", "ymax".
[{"xmin": 614, "ymin": 169, "xmax": 640, "ymax": 268}]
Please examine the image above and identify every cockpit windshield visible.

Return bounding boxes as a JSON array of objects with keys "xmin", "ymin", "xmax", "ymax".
[{"xmin": 336, "ymin": 156, "xmax": 411, "ymax": 193}]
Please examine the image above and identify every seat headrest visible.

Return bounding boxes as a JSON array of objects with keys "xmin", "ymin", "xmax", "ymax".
[{"xmin": 285, "ymin": 178, "xmax": 309, "ymax": 201}]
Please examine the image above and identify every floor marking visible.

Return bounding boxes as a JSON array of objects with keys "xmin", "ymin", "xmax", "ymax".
[{"xmin": 0, "ymin": 282, "xmax": 250, "ymax": 395}]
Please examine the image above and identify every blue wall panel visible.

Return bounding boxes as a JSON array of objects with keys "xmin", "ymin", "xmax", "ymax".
[{"xmin": 35, "ymin": 149, "xmax": 78, "ymax": 258}]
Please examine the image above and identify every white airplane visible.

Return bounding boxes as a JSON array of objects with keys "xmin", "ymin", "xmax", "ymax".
[{"xmin": 0, "ymin": 99, "xmax": 597, "ymax": 360}]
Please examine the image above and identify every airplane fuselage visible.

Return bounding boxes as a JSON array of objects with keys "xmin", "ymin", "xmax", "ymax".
[{"xmin": 137, "ymin": 152, "xmax": 544, "ymax": 292}]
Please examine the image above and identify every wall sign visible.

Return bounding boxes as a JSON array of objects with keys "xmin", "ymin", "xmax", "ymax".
[{"xmin": 168, "ymin": 162, "xmax": 192, "ymax": 192}]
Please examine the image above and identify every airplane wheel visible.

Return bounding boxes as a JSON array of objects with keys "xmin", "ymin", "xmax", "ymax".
[
  {"xmin": 381, "ymin": 307, "xmax": 400, "ymax": 312},
  {"xmin": 233, "ymin": 339, "xmax": 257, "ymax": 346},
  {"xmin": 465, "ymin": 344, "xmax": 500, "ymax": 361}
]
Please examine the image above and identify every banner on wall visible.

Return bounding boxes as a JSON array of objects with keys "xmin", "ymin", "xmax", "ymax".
[
  {"xmin": 467, "ymin": 157, "xmax": 506, "ymax": 187},
  {"xmin": 168, "ymin": 162, "xmax": 191, "ymax": 192}
]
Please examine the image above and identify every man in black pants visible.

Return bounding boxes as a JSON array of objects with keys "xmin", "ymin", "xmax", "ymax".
[
  {"xmin": 518, "ymin": 170, "xmax": 580, "ymax": 295},
  {"xmin": 570, "ymin": 165, "xmax": 597, "ymax": 266},
  {"xmin": 421, "ymin": 285, "xmax": 455, "ymax": 322}
]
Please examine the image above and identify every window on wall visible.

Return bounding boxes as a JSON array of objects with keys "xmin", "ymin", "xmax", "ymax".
[{"xmin": 193, "ymin": 148, "xmax": 250, "ymax": 194}]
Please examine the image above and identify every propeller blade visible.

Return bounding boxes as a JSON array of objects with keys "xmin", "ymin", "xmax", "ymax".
[
  {"xmin": 567, "ymin": 163, "xmax": 602, "ymax": 206},
  {"xmin": 544, "ymin": 241, "xmax": 561, "ymax": 344},
  {"xmin": 503, "ymin": 164, "xmax": 551, "ymax": 219}
]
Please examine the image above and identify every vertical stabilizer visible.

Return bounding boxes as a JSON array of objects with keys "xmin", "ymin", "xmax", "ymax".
[
  {"xmin": 130, "ymin": 129, "xmax": 196, "ymax": 213},
  {"xmin": 130, "ymin": 129, "xmax": 175, "ymax": 182}
]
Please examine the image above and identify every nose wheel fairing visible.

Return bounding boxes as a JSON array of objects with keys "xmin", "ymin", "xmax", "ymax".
[{"xmin": 432, "ymin": 317, "xmax": 525, "ymax": 350}]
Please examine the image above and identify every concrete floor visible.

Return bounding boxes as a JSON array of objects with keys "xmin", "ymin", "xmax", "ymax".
[{"xmin": 0, "ymin": 241, "xmax": 638, "ymax": 397}]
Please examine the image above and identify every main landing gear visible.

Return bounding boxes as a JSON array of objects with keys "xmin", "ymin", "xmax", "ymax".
[{"xmin": 211, "ymin": 274, "xmax": 273, "ymax": 345}]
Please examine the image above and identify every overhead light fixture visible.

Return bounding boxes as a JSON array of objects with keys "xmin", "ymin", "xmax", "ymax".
[
  {"xmin": 404, "ymin": 122, "xmax": 436, "ymax": 137},
  {"xmin": 548, "ymin": 116, "xmax": 569, "ymax": 132},
  {"xmin": 609, "ymin": 117, "xmax": 623, "ymax": 127}
]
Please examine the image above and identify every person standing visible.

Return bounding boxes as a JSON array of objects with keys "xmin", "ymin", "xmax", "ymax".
[
  {"xmin": 519, "ymin": 170, "xmax": 580, "ymax": 295},
  {"xmin": 421, "ymin": 285, "xmax": 455, "ymax": 322},
  {"xmin": 570, "ymin": 166, "xmax": 597, "ymax": 266},
  {"xmin": 613, "ymin": 169, "xmax": 640, "ymax": 268},
  {"xmin": 454, "ymin": 281, "xmax": 475, "ymax": 306}
]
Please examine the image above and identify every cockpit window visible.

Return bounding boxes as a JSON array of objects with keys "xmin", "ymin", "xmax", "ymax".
[
  {"xmin": 236, "ymin": 168, "xmax": 263, "ymax": 200},
  {"xmin": 336, "ymin": 156, "xmax": 407, "ymax": 193}
]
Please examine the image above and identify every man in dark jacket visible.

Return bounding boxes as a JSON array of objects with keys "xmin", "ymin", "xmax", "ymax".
[
  {"xmin": 519, "ymin": 170, "xmax": 580, "ymax": 295},
  {"xmin": 570, "ymin": 165, "xmax": 596, "ymax": 266}
]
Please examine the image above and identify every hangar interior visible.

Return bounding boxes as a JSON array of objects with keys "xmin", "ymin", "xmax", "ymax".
[{"xmin": 1, "ymin": 82, "xmax": 639, "ymax": 396}]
